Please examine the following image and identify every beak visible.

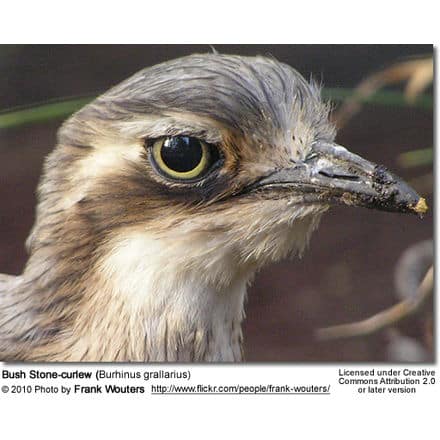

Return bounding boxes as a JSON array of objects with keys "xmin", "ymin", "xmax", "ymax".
[{"xmin": 251, "ymin": 142, "xmax": 428, "ymax": 216}]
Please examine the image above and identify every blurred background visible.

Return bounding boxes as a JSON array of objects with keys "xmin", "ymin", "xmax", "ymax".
[{"xmin": 0, "ymin": 45, "xmax": 434, "ymax": 362}]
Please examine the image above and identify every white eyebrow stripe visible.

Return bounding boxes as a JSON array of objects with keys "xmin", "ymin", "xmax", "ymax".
[{"xmin": 114, "ymin": 113, "xmax": 225, "ymax": 145}]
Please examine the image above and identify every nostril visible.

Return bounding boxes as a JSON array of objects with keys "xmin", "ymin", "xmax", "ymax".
[{"xmin": 318, "ymin": 169, "xmax": 360, "ymax": 181}]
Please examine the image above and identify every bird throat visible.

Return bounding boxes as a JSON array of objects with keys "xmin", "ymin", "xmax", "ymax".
[
  {"xmin": 22, "ymin": 231, "xmax": 249, "ymax": 362},
  {"xmin": 78, "ymin": 263, "xmax": 248, "ymax": 362},
  {"xmin": 89, "ymin": 233, "xmax": 249, "ymax": 362}
]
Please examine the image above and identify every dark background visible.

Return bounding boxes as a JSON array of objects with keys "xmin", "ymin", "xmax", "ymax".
[{"xmin": 0, "ymin": 45, "xmax": 433, "ymax": 361}]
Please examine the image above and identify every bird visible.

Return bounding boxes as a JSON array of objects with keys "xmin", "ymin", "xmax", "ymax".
[{"xmin": 0, "ymin": 53, "xmax": 427, "ymax": 362}]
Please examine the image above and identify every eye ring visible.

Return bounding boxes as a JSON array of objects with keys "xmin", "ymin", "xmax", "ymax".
[{"xmin": 149, "ymin": 136, "xmax": 220, "ymax": 181}]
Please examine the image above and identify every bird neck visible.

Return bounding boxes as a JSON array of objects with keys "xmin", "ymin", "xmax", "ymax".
[
  {"xmin": 13, "ymin": 231, "xmax": 251, "ymax": 362},
  {"xmin": 80, "ymin": 233, "xmax": 251, "ymax": 362},
  {"xmin": 56, "ymin": 270, "xmax": 249, "ymax": 362}
]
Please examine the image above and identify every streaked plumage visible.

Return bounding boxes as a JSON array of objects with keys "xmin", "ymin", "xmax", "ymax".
[{"xmin": 0, "ymin": 54, "xmax": 425, "ymax": 361}]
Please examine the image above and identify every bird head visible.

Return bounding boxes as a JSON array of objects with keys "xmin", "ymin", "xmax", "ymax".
[{"xmin": 29, "ymin": 54, "xmax": 426, "ymax": 290}]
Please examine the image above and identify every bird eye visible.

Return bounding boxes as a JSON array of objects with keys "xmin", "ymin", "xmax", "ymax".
[{"xmin": 150, "ymin": 136, "xmax": 219, "ymax": 181}]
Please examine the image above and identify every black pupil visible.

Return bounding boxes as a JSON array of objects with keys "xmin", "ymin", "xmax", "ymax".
[{"xmin": 160, "ymin": 136, "xmax": 203, "ymax": 172}]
